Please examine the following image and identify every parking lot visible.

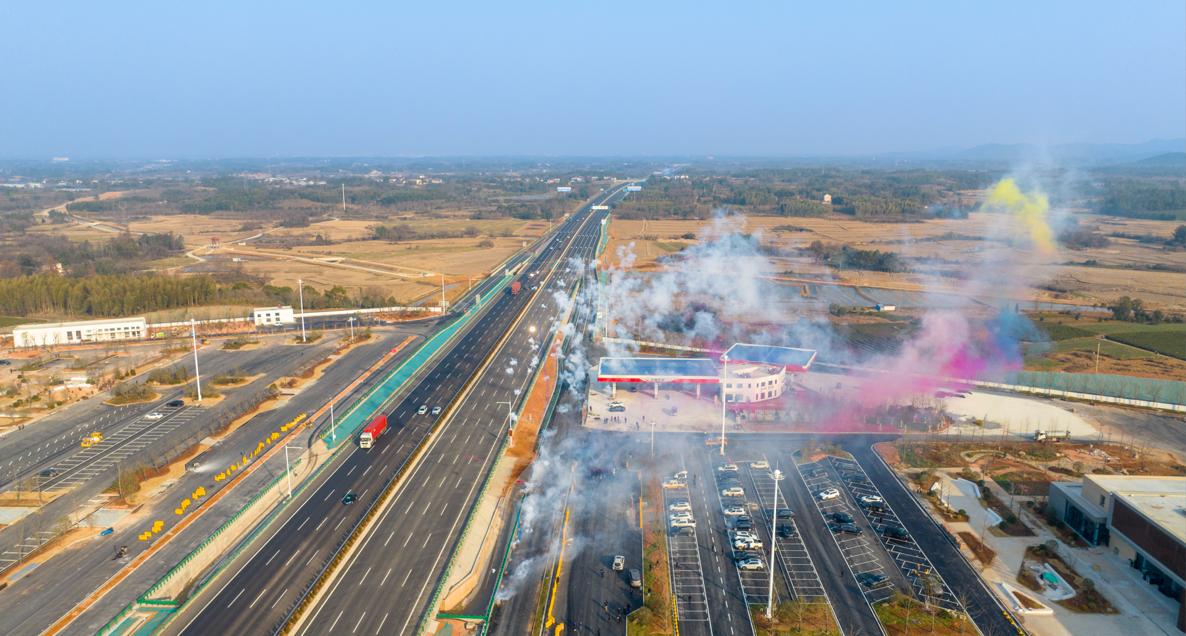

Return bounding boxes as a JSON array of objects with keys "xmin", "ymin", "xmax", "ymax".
[
  {"xmin": 798, "ymin": 459, "xmax": 899, "ymax": 605},
  {"xmin": 741, "ymin": 462, "xmax": 827, "ymax": 601},
  {"xmin": 827, "ymin": 455, "xmax": 962, "ymax": 612},
  {"xmin": 662, "ymin": 482, "xmax": 712, "ymax": 625},
  {"xmin": 710, "ymin": 465, "xmax": 771, "ymax": 607},
  {"xmin": 40, "ymin": 406, "xmax": 201, "ymax": 489}
]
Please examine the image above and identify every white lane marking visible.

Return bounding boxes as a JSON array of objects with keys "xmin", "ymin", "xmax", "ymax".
[
  {"xmin": 297, "ymin": 517, "xmax": 309, "ymax": 531},
  {"xmin": 248, "ymin": 587, "xmax": 268, "ymax": 608},
  {"xmin": 226, "ymin": 587, "xmax": 245, "ymax": 608}
]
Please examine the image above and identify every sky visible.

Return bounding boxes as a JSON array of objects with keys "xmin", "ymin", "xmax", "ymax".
[{"xmin": 1, "ymin": 1, "xmax": 1183, "ymax": 158}]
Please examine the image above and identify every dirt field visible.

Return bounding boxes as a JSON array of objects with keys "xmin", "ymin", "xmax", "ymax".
[{"xmin": 604, "ymin": 214, "xmax": 1186, "ymax": 311}]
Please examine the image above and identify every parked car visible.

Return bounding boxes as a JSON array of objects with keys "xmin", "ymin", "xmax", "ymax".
[
  {"xmin": 831, "ymin": 511, "xmax": 854, "ymax": 524},
  {"xmin": 672, "ymin": 470, "xmax": 688, "ymax": 481},
  {"xmin": 880, "ymin": 526, "xmax": 910, "ymax": 540},
  {"xmin": 629, "ymin": 568, "xmax": 642, "ymax": 588},
  {"xmin": 859, "ymin": 494, "xmax": 884, "ymax": 506},
  {"xmin": 670, "ymin": 518, "xmax": 696, "ymax": 529},
  {"xmin": 732, "ymin": 530, "xmax": 759, "ymax": 542},
  {"xmin": 663, "ymin": 479, "xmax": 685, "ymax": 489},
  {"xmin": 668, "ymin": 500, "xmax": 692, "ymax": 513},
  {"xmin": 857, "ymin": 572, "xmax": 888, "ymax": 587},
  {"xmin": 165, "ymin": 399, "xmax": 184, "ymax": 408},
  {"xmin": 723, "ymin": 505, "xmax": 747, "ymax": 516},
  {"xmin": 717, "ymin": 463, "xmax": 739, "ymax": 473},
  {"xmin": 612, "ymin": 555, "xmax": 625, "ymax": 571},
  {"xmin": 816, "ymin": 488, "xmax": 840, "ymax": 501},
  {"xmin": 829, "ymin": 522, "xmax": 862, "ymax": 535},
  {"xmin": 776, "ymin": 525, "xmax": 796, "ymax": 539},
  {"xmin": 734, "ymin": 537, "xmax": 763, "ymax": 550},
  {"xmin": 750, "ymin": 460, "xmax": 769, "ymax": 470},
  {"xmin": 608, "ymin": 401, "xmax": 626, "ymax": 412},
  {"xmin": 143, "ymin": 412, "xmax": 164, "ymax": 421},
  {"xmin": 671, "ymin": 525, "xmax": 695, "ymax": 537},
  {"xmin": 733, "ymin": 517, "xmax": 754, "ymax": 531},
  {"xmin": 721, "ymin": 486, "xmax": 744, "ymax": 497},
  {"xmin": 736, "ymin": 558, "xmax": 765, "ymax": 571}
]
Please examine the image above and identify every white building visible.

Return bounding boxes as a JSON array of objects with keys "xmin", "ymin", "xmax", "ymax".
[
  {"xmin": 724, "ymin": 363, "xmax": 787, "ymax": 403},
  {"xmin": 252, "ymin": 306, "xmax": 296, "ymax": 326},
  {"xmin": 13, "ymin": 317, "xmax": 147, "ymax": 348}
]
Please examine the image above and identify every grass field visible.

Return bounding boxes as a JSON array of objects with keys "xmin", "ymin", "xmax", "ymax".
[
  {"xmin": 1107, "ymin": 330, "xmax": 1186, "ymax": 360},
  {"xmin": 1023, "ymin": 317, "xmax": 1186, "ymax": 374}
]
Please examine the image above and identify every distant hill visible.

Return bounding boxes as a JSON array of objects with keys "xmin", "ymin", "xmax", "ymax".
[
  {"xmin": 882, "ymin": 138, "xmax": 1186, "ymax": 167},
  {"xmin": 1133, "ymin": 152, "xmax": 1186, "ymax": 166}
]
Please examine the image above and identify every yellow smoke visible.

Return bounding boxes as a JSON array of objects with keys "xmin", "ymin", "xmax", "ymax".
[{"xmin": 983, "ymin": 178, "xmax": 1056, "ymax": 254}]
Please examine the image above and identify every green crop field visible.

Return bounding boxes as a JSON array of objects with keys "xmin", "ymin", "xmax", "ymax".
[
  {"xmin": 1034, "ymin": 323, "xmax": 1094, "ymax": 341},
  {"xmin": 1107, "ymin": 331, "xmax": 1186, "ymax": 360}
]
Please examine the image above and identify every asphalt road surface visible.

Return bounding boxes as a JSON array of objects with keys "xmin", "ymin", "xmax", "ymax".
[
  {"xmin": 176, "ymin": 187, "xmax": 628, "ymax": 636},
  {"xmin": 843, "ymin": 437, "xmax": 1023, "ymax": 636},
  {"xmin": 0, "ymin": 329, "xmax": 425, "ymax": 636}
]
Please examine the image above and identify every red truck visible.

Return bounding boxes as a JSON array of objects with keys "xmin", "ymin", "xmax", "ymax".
[
  {"xmin": 508, "ymin": 280, "xmax": 522, "ymax": 296},
  {"xmin": 358, "ymin": 415, "xmax": 388, "ymax": 449}
]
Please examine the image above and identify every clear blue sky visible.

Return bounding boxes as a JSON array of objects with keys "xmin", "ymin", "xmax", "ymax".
[{"xmin": 2, "ymin": 1, "xmax": 1183, "ymax": 158}]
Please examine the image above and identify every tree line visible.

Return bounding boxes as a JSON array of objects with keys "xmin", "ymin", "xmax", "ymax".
[{"xmin": 0, "ymin": 273, "xmax": 403, "ymax": 318}]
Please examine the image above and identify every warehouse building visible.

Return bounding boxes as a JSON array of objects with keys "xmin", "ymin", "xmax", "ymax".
[
  {"xmin": 1049, "ymin": 475, "xmax": 1186, "ymax": 630},
  {"xmin": 12, "ymin": 317, "xmax": 148, "ymax": 348}
]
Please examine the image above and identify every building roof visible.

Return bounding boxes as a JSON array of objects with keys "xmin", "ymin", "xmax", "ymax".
[
  {"xmin": 723, "ymin": 343, "xmax": 816, "ymax": 371},
  {"xmin": 1116, "ymin": 490, "xmax": 1186, "ymax": 545},
  {"xmin": 13, "ymin": 316, "xmax": 147, "ymax": 331},
  {"xmin": 597, "ymin": 357, "xmax": 720, "ymax": 383}
]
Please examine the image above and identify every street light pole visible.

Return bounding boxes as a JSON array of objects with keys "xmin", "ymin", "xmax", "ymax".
[
  {"xmin": 285, "ymin": 444, "xmax": 303, "ymax": 498},
  {"xmin": 190, "ymin": 318, "xmax": 202, "ymax": 402},
  {"xmin": 650, "ymin": 419, "xmax": 655, "ymax": 458},
  {"xmin": 348, "ymin": 316, "xmax": 355, "ymax": 341},
  {"xmin": 329, "ymin": 402, "xmax": 336, "ymax": 445},
  {"xmin": 767, "ymin": 468, "xmax": 782, "ymax": 619},
  {"xmin": 297, "ymin": 278, "xmax": 307, "ymax": 343},
  {"xmin": 720, "ymin": 354, "xmax": 728, "ymax": 455},
  {"xmin": 496, "ymin": 400, "xmax": 513, "ymax": 436}
]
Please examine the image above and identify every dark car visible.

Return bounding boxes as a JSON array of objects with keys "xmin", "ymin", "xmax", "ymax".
[
  {"xmin": 776, "ymin": 525, "xmax": 796, "ymax": 538},
  {"xmin": 341, "ymin": 492, "xmax": 358, "ymax": 505},
  {"xmin": 628, "ymin": 568, "xmax": 642, "ymax": 589},
  {"xmin": 881, "ymin": 525, "xmax": 909, "ymax": 540},
  {"xmin": 0, "ymin": 359, "xmax": 11, "ymax": 366},
  {"xmin": 831, "ymin": 511, "xmax": 854, "ymax": 524},
  {"xmin": 856, "ymin": 572, "xmax": 887, "ymax": 587},
  {"xmin": 165, "ymin": 399, "xmax": 184, "ymax": 408},
  {"xmin": 671, "ymin": 526, "xmax": 695, "ymax": 537},
  {"xmin": 39, "ymin": 467, "xmax": 60, "ymax": 478},
  {"xmin": 829, "ymin": 523, "xmax": 862, "ymax": 535},
  {"xmin": 733, "ymin": 517, "xmax": 754, "ymax": 531}
]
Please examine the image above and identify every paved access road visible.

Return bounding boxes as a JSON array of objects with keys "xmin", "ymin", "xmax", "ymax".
[
  {"xmin": 176, "ymin": 187, "xmax": 628, "ymax": 636},
  {"xmin": 842, "ymin": 437, "xmax": 1024, "ymax": 636}
]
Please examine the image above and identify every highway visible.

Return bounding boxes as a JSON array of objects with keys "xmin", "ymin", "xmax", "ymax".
[
  {"xmin": 176, "ymin": 187, "xmax": 628, "ymax": 635},
  {"xmin": 0, "ymin": 329, "xmax": 427, "ymax": 636}
]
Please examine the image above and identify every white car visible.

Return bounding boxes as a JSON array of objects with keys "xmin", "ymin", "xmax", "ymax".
[
  {"xmin": 734, "ymin": 537, "xmax": 763, "ymax": 550},
  {"xmin": 417, "ymin": 405, "xmax": 428, "ymax": 415},
  {"xmin": 663, "ymin": 479, "xmax": 685, "ymax": 490},
  {"xmin": 717, "ymin": 463, "xmax": 739, "ymax": 473},
  {"xmin": 750, "ymin": 460, "xmax": 769, "ymax": 470},
  {"xmin": 672, "ymin": 470, "xmax": 688, "ymax": 481},
  {"xmin": 143, "ymin": 412, "xmax": 164, "ymax": 420},
  {"xmin": 612, "ymin": 555, "xmax": 625, "ymax": 571},
  {"xmin": 668, "ymin": 500, "xmax": 692, "ymax": 513},
  {"xmin": 669, "ymin": 512, "xmax": 694, "ymax": 524},
  {"xmin": 732, "ymin": 530, "xmax": 759, "ymax": 542},
  {"xmin": 859, "ymin": 494, "xmax": 884, "ymax": 506},
  {"xmin": 670, "ymin": 518, "xmax": 696, "ymax": 529},
  {"xmin": 431, "ymin": 406, "xmax": 442, "ymax": 416},
  {"xmin": 723, "ymin": 505, "xmax": 747, "ymax": 516},
  {"xmin": 736, "ymin": 558, "xmax": 765, "ymax": 571},
  {"xmin": 721, "ymin": 486, "xmax": 744, "ymax": 498},
  {"xmin": 817, "ymin": 488, "xmax": 841, "ymax": 501}
]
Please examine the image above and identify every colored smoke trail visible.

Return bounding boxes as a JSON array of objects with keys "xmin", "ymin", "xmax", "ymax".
[{"xmin": 983, "ymin": 178, "xmax": 1056, "ymax": 254}]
